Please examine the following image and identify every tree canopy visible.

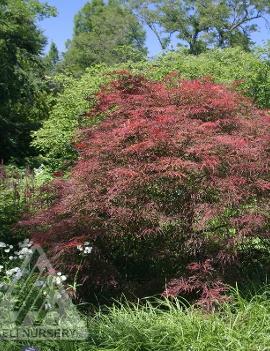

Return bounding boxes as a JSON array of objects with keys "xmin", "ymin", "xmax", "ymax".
[
  {"xmin": 62, "ymin": 0, "xmax": 147, "ymax": 75},
  {"xmin": 0, "ymin": 0, "xmax": 56, "ymax": 162},
  {"xmin": 44, "ymin": 41, "xmax": 60, "ymax": 74},
  {"xmin": 128, "ymin": 0, "xmax": 270, "ymax": 53}
]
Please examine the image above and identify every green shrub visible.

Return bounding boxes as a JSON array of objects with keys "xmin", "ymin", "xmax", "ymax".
[
  {"xmin": 0, "ymin": 165, "xmax": 53, "ymax": 244},
  {"xmin": 0, "ymin": 166, "xmax": 32, "ymax": 243},
  {"xmin": 32, "ymin": 64, "xmax": 131, "ymax": 170},
  {"xmin": 150, "ymin": 47, "xmax": 270, "ymax": 108}
]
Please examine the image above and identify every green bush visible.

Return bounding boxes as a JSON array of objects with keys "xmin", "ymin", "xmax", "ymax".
[
  {"xmin": 0, "ymin": 166, "xmax": 32, "ymax": 243},
  {"xmin": 32, "ymin": 62, "xmax": 149, "ymax": 170},
  {"xmin": 150, "ymin": 48, "xmax": 270, "ymax": 107},
  {"xmin": 32, "ymin": 65, "xmax": 122, "ymax": 170},
  {"xmin": 150, "ymin": 47, "xmax": 270, "ymax": 108},
  {"xmin": 0, "ymin": 165, "xmax": 53, "ymax": 244}
]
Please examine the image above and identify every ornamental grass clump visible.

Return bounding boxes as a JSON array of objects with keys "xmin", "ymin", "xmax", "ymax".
[{"xmin": 23, "ymin": 72, "xmax": 270, "ymax": 306}]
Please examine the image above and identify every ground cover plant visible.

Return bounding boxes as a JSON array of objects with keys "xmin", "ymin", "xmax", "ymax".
[
  {"xmin": 22, "ymin": 71, "xmax": 270, "ymax": 307},
  {"xmin": 2, "ymin": 288, "xmax": 270, "ymax": 350}
]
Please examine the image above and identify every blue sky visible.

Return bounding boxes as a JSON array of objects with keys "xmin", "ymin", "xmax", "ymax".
[{"xmin": 39, "ymin": 0, "xmax": 270, "ymax": 57}]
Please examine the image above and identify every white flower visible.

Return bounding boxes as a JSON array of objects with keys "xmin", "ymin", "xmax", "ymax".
[
  {"xmin": 21, "ymin": 247, "xmax": 32, "ymax": 255},
  {"xmin": 9, "ymin": 256, "xmax": 14, "ymax": 260},
  {"xmin": 0, "ymin": 242, "xmax": 6, "ymax": 248},
  {"xmin": 53, "ymin": 272, "xmax": 67, "ymax": 285},
  {"xmin": 84, "ymin": 246, "xmax": 93, "ymax": 254},
  {"xmin": 54, "ymin": 277, "xmax": 62, "ymax": 285},
  {"xmin": 77, "ymin": 241, "xmax": 93, "ymax": 254},
  {"xmin": 61, "ymin": 275, "xmax": 67, "ymax": 282},
  {"xmin": 0, "ymin": 265, "xmax": 3, "ymax": 271},
  {"xmin": 13, "ymin": 270, "xmax": 23, "ymax": 281},
  {"xmin": 6, "ymin": 267, "xmax": 20, "ymax": 276},
  {"xmin": 16, "ymin": 247, "xmax": 33, "ymax": 259},
  {"xmin": 19, "ymin": 239, "xmax": 33, "ymax": 249},
  {"xmin": 4, "ymin": 245, "xmax": 12, "ymax": 253}
]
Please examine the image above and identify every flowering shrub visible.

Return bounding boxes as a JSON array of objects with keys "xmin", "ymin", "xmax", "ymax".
[
  {"xmin": 24, "ymin": 73, "xmax": 270, "ymax": 306},
  {"xmin": 0, "ymin": 238, "xmax": 72, "ymax": 322},
  {"xmin": 0, "ymin": 239, "xmax": 34, "ymax": 286}
]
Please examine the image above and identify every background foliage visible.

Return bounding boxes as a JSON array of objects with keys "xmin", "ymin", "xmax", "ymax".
[
  {"xmin": 127, "ymin": 0, "xmax": 270, "ymax": 53},
  {"xmin": 0, "ymin": 0, "xmax": 56, "ymax": 163},
  {"xmin": 62, "ymin": 0, "xmax": 147, "ymax": 76},
  {"xmin": 33, "ymin": 47, "xmax": 270, "ymax": 170}
]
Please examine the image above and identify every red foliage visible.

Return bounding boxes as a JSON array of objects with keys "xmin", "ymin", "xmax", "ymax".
[
  {"xmin": 22, "ymin": 73, "xmax": 270, "ymax": 305},
  {"xmin": 163, "ymin": 259, "xmax": 229, "ymax": 310}
]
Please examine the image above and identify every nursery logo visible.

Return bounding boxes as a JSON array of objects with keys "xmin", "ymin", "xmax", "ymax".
[{"xmin": 0, "ymin": 244, "xmax": 88, "ymax": 340}]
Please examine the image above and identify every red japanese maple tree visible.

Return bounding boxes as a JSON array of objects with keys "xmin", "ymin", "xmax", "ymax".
[{"xmin": 23, "ymin": 72, "xmax": 270, "ymax": 306}]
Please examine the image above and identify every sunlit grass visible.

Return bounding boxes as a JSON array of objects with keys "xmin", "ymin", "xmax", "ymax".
[{"xmin": 2, "ymin": 287, "xmax": 270, "ymax": 350}]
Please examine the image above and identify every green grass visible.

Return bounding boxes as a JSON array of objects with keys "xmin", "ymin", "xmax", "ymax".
[{"xmin": 2, "ymin": 288, "xmax": 270, "ymax": 350}]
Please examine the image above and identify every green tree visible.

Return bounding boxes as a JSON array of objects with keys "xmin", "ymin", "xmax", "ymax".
[
  {"xmin": 128, "ymin": 0, "xmax": 270, "ymax": 54},
  {"xmin": 0, "ymin": 0, "xmax": 56, "ymax": 163},
  {"xmin": 63, "ymin": 0, "xmax": 147, "ymax": 75},
  {"xmin": 44, "ymin": 41, "xmax": 60, "ymax": 73}
]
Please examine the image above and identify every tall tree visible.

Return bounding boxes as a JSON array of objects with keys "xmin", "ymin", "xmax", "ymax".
[
  {"xmin": 63, "ymin": 0, "xmax": 147, "ymax": 75},
  {"xmin": 44, "ymin": 41, "xmax": 60, "ymax": 73},
  {"xmin": 128, "ymin": 0, "xmax": 270, "ymax": 54},
  {"xmin": 0, "ymin": 0, "xmax": 56, "ymax": 162}
]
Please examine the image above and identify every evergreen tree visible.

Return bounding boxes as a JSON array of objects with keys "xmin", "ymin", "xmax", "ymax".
[
  {"xmin": 0, "ymin": 0, "xmax": 56, "ymax": 162},
  {"xmin": 44, "ymin": 42, "xmax": 60, "ymax": 73}
]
